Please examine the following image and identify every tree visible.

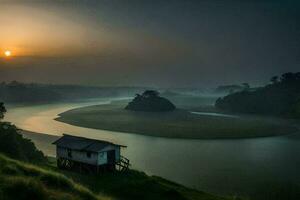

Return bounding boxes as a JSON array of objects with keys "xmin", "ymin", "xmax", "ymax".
[
  {"xmin": 142, "ymin": 90, "xmax": 160, "ymax": 98},
  {"xmin": 242, "ymin": 83, "xmax": 250, "ymax": 90},
  {"xmin": 125, "ymin": 90, "xmax": 176, "ymax": 112},
  {"xmin": 0, "ymin": 102, "xmax": 6, "ymax": 120},
  {"xmin": 215, "ymin": 72, "xmax": 300, "ymax": 116},
  {"xmin": 280, "ymin": 72, "xmax": 300, "ymax": 83},
  {"xmin": 270, "ymin": 76, "xmax": 279, "ymax": 84},
  {"xmin": 0, "ymin": 122, "xmax": 46, "ymax": 162}
]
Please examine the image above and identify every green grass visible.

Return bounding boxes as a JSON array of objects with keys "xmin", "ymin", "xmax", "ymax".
[
  {"xmin": 53, "ymin": 163, "xmax": 234, "ymax": 200},
  {"xmin": 0, "ymin": 154, "xmax": 239, "ymax": 200},
  {"xmin": 56, "ymin": 103, "xmax": 297, "ymax": 139},
  {"xmin": 0, "ymin": 154, "xmax": 109, "ymax": 200}
]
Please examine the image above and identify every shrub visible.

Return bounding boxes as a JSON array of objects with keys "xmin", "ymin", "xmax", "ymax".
[{"xmin": 0, "ymin": 122, "xmax": 46, "ymax": 163}]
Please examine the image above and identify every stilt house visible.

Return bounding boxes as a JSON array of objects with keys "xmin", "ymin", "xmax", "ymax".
[{"xmin": 53, "ymin": 134, "xmax": 129, "ymax": 172}]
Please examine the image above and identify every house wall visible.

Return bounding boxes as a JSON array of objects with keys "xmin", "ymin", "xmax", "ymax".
[
  {"xmin": 100, "ymin": 145, "xmax": 121, "ymax": 162},
  {"xmin": 57, "ymin": 147, "xmax": 98, "ymax": 165},
  {"xmin": 98, "ymin": 151, "xmax": 107, "ymax": 165},
  {"xmin": 115, "ymin": 146, "xmax": 120, "ymax": 162},
  {"xmin": 56, "ymin": 145, "xmax": 121, "ymax": 166}
]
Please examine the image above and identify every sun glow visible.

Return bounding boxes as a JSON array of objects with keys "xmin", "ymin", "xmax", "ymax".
[{"xmin": 4, "ymin": 50, "xmax": 11, "ymax": 57}]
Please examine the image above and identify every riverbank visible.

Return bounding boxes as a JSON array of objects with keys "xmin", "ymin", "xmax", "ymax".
[
  {"xmin": 15, "ymin": 130, "xmax": 234, "ymax": 200},
  {"xmin": 6, "ymin": 102, "xmax": 300, "ymax": 199},
  {"xmin": 55, "ymin": 103, "xmax": 297, "ymax": 139}
]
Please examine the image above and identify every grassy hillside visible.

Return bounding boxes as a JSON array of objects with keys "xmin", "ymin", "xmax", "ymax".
[
  {"xmin": 56, "ymin": 103, "xmax": 296, "ymax": 139},
  {"xmin": 0, "ymin": 119, "xmax": 104, "ymax": 199},
  {"xmin": 0, "ymin": 154, "xmax": 238, "ymax": 200},
  {"xmin": 0, "ymin": 154, "xmax": 109, "ymax": 200},
  {"xmin": 59, "ymin": 167, "xmax": 231, "ymax": 200}
]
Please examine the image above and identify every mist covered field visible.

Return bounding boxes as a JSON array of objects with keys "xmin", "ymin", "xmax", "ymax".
[{"xmin": 56, "ymin": 100, "xmax": 296, "ymax": 139}]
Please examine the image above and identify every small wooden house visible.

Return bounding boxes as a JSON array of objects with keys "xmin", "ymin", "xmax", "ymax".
[{"xmin": 53, "ymin": 134, "xmax": 129, "ymax": 173}]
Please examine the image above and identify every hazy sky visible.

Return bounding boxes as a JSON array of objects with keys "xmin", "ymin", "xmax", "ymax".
[{"xmin": 0, "ymin": 0, "xmax": 299, "ymax": 87}]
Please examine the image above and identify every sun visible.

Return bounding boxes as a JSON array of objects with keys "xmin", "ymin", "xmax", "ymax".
[{"xmin": 4, "ymin": 50, "xmax": 11, "ymax": 57}]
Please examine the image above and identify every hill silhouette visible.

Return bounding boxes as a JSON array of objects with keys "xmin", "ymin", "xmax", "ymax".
[
  {"xmin": 125, "ymin": 90, "xmax": 176, "ymax": 112},
  {"xmin": 215, "ymin": 72, "xmax": 300, "ymax": 117}
]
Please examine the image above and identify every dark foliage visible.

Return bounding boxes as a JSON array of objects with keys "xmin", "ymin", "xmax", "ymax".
[
  {"xmin": 0, "ymin": 122, "xmax": 46, "ymax": 163},
  {"xmin": 251, "ymin": 181, "xmax": 300, "ymax": 200},
  {"xmin": 64, "ymin": 169, "xmax": 228, "ymax": 200},
  {"xmin": 0, "ymin": 177, "xmax": 48, "ymax": 200},
  {"xmin": 0, "ymin": 102, "xmax": 6, "ymax": 119},
  {"xmin": 125, "ymin": 90, "xmax": 176, "ymax": 112},
  {"xmin": 215, "ymin": 72, "xmax": 300, "ymax": 117}
]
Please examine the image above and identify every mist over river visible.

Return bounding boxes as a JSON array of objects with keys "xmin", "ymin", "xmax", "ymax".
[{"xmin": 4, "ymin": 98, "xmax": 300, "ymax": 197}]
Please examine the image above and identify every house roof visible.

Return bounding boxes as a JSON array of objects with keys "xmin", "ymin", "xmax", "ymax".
[{"xmin": 52, "ymin": 134, "xmax": 126, "ymax": 152}]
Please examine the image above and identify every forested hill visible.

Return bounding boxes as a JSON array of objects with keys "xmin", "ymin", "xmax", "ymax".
[
  {"xmin": 125, "ymin": 90, "xmax": 176, "ymax": 112},
  {"xmin": 215, "ymin": 72, "xmax": 300, "ymax": 118},
  {"xmin": 0, "ymin": 81, "xmax": 144, "ymax": 104}
]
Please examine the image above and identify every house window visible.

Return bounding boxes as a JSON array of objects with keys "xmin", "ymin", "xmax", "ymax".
[{"xmin": 87, "ymin": 152, "xmax": 91, "ymax": 158}]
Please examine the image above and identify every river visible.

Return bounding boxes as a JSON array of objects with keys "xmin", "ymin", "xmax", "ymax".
[{"xmin": 4, "ymin": 98, "xmax": 300, "ymax": 197}]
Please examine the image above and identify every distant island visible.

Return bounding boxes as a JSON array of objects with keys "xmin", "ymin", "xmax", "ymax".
[
  {"xmin": 55, "ymin": 95, "xmax": 296, "ymax": 139},
  {"xmin": 125, "ymin": 90, "xmax": 176, "ymax": 112}
]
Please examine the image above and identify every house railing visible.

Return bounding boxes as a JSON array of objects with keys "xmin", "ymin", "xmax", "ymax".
[{"xmin": 116, "ymin": 155, "xmax": 130, "ymax": 171}]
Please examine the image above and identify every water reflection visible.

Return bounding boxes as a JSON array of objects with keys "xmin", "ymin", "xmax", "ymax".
[{"xmin": 191, "ymin": 111, "xmax": 239, "ymax": 118}]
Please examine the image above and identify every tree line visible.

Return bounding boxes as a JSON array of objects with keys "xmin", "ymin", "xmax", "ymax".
[
  {"xmin": 0, "ymin": 81, "xmax": 144, "ymax": 104},
  {"xmin": 215, "ymin": 72, "xmax": 300, "ymax": 117}
]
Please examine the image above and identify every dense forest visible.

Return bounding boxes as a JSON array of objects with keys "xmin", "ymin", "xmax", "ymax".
[
  {"xmin": 0, "ymin": 81, "xmax": 144, "ymax": 104},
  {"xmin": 215, "ymin": 72, "xmax": 300, "ymax": 117}
]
